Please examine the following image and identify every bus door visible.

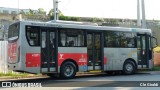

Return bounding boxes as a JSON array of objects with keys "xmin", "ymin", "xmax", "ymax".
[
  {"xmin": 137, "ymin": 34, "xmax": 150, "ymax": 68},
  {"xmin": 87, "ymin": 32, "xmax": 103, "ymax": 71},
  {"xmin": 41, "ymin": 28, "xmax": 57, "ymax": 73}
]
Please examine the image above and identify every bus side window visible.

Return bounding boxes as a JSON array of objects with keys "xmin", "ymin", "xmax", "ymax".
[
  {"xmin": 59, "ymin": 29, "xmax": 84, "ymax": 47},
  {"xmin": 68, "ymin": 40, "xmax": 74, "ymax": 47},
  {"xmin": 29, "ymin": 40, "xmax": 34, "ymax": 45},
  {"xmin": 50, "ymin": 32, "xmax": 55, "ymax": 48},
  {"xmin": 59, "ymin": 41, "xmax": 63, "ymax": 46},
  {"xmin": 65, "ymin": 42, "xmax": 68, "ymax": 46},
  {"xmin": 42, "ymin": 32, "xmax": 46, "ymax": 48},
  {"xmin": 26, "ymin": 26, "xmax": 40, "ymax": 46}
]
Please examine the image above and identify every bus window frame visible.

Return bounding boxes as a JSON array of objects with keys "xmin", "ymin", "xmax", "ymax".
[
  {"xmin": 58, "ymin": 28, "xmax": 86, "ymax": 47},
  {"xmin": 104, "ymin": 30, "xmax": 136, "ymax": 48},
  {"xmin": 8, "ymin": 22, "xmax": 20, "ymax": 43},
  {"xmin": 152, "ymin": 36, "xmax": 158, "ymax": 48},
  {"xmin": 25, "ymin": 25, "xmax": 40, "ymax": 47}
]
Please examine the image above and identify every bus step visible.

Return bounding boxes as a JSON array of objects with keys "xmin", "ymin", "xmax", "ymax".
[{"xmin": 89, "ymin": 70, "xmax": 102, "ymax": 73}]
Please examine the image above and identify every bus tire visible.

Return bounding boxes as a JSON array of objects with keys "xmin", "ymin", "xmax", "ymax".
[
  {"xmin": 123, "ymin": 60, "xmax": 136, "ymax": 75},
  {"xmin": 60, "ymin": 61, "xmax": 77, "ymax": 79}
]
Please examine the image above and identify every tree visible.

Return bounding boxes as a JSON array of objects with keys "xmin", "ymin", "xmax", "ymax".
[
  {"xmin": 38, "ymin": 8, "xmax": 46, "ymax": 15},
  {"xmin": 28, "ymin": 9, "xmax": 34, "ymax": 15},
  {"xmin": 48, "ymin": 9, "xmax": 64, "ymax": 19},
  {"xmin": 19, "ymin": 10, "xmax": 25, "ymax": 15}
]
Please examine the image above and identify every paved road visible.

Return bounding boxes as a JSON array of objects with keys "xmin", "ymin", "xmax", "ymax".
[{"xmin": 1, "ymin": 71, "xmax": 160, "ymax": 90}]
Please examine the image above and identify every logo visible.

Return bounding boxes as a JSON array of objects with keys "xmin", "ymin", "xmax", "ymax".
[
  {"xmin": 1, "ymin": 82, "xmax": 42, "ymax": 87},
  {"xmin": 32, "ymin": 54, "xmax": 40, "ymax": 57},
  {"xmin": 2, "ymin": 82, "xmax": 11, "ymax": 87},
  {"xmin": 79, "ymin": 54, "xmax": 86, "ymax": 62},
  {"xmin": 59, "ymin": 54, "xmax": 64, "ymax": 59}
]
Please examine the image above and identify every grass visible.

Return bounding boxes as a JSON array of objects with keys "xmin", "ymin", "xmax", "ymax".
[
  {"xmin": 0, "ymin": 72, "xmax": 29, "ymax": 77},
  {"xmin": 152, "ymin": 66, "xmax": 160, "ymax": 71}
]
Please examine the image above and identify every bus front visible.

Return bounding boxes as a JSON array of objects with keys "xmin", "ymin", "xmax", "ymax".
[{"xmin": 8, "ymin": 22, "xmax": 21, "ymax": 71}]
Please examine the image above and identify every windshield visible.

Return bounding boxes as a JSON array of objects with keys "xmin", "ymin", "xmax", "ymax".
[{"xmin": 8, "ymin": 22, "xmax": 20, "ymax": 41}]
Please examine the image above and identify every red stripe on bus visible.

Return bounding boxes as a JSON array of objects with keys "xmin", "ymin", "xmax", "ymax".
[
  {"xmin": 58, "ymin": 53, "xmax": 88, "ymax": 66},
  {"xmin": 25, "ymin": 53, "xmax": 108, "ymax": 67},
  {"xmin": 26, "ymin": 53, "xmax": 41, "ymax": 67}
]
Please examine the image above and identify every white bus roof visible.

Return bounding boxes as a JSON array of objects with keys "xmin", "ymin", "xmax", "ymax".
[
  {"xmin": 19, "ymin": 20, "xmax": 151, "ymax": 33},
  {"xmin": 47, "ymin": 20, "xmax": 98, "ymax": 26}
]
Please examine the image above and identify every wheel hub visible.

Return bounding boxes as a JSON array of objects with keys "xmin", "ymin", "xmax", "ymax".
[{"xmin": 64, "ymin": 65, "xmax": 74, "ymax": 77}]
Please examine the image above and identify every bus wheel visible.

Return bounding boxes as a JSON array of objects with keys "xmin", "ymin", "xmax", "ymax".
[
  {"xmin": 123, "ymin": 60, "xmax": 135, "ymax": 75},
  {"xmin": 60, "ymin": 61, "xmax": 77, "ymax": 79}
]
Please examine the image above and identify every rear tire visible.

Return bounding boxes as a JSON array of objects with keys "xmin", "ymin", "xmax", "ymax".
[
  {"xmin": 123, "ymin": 60, "xmax": 136, "ymax": 75},
  {"xmin": 60, "ymin": 61, "xmax": 77, "ymax": 79}
]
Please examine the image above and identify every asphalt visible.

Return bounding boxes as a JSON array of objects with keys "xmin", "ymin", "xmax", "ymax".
[{"xmin": 0, "ymin": 71, "xmax": 160, "ymax": 81}]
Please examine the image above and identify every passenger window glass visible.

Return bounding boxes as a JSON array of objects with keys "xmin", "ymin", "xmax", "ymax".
[
  {"xmin": 59, "ymin": 29, "xmax": 84, "ymax": 47},
  {"xmin": 42, "ymin": 32, "xmax": 46, "ymax": 48},
  {"xmin": 142, "ymin": 36, "xmax": 146, "ymax": 49},
  {"xmin": 105, "ymin": 31, "xmax": 135, "ymax": 48},
  {"xmin": 105, "ymin": 31, "xmax": 120, "ymax": 47},
  {"xmin": 26, "ymin": 26, "xmax": 40, "ymax": 46},
  {"xmin": 50, "ymin": 32, "xmax": 55, "ymax": 48},
  {"xmin": 120, "ymin": 33, "xmax": 135, "ymax": 48}
]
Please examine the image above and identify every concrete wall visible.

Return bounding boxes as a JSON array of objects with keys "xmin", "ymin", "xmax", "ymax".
[{"xmin": 0, "ymin": 41, "xmax": 8, "ymax": 73}]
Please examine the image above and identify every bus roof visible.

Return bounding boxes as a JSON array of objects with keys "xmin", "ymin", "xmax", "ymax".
[
  {"xmin": 19, "ymin": 20, "xmax": 151, "ymax": 33},
  {"xmin": 47, "ymin": 20, "xmax": 98, "ymax": 26}
]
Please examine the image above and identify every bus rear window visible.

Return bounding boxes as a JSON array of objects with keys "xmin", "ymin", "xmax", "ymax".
[{"xmin": 8, "ymin": 23, "xmax": 20, "ymax": 41}]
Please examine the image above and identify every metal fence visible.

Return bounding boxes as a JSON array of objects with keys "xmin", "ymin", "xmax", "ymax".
[{"xmin": 0, "ymin": 41, "xmax": 8, "ymax": 73}]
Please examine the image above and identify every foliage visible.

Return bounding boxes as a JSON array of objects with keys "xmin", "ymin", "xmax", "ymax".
[
  {"xmin": 152, "ymin": 66, "xmax": 160, "ymax": 71},
  {"xmin": 84, "ymin": 17, "xmax": 104, "ymax": 22},
  {"xmin": 59, "ymin": 16, "xmax": 80, "ymax": 21},
  {"xmin": 38, "ymin": 8, "xmax": 46, "ymax": 15},
  {"xmin": 48, "ymin": 9, "xmax": 63, "ymax": 17},
  {"xmin": 38, "ymin": 8, "xmax": 44, "ymax": 13},
  {"xmin": 19, "ymin": 10, "xmax": 25, "ymax": 15},
  {"xmin": 154, "ymin": 46, "xmax": 160, "ymax": 53},
  {"xmin": 91, "ymin": 17, "xmax": 104, "ymax": 22},
  {"xmin": 28, "ymin": 9, "xmax": 35, "ymax": 15}
]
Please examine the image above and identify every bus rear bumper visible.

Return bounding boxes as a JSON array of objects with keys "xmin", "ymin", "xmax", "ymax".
[{"xmin": 8, "ymin": 63, "xmax": 22, "ymax": 71}]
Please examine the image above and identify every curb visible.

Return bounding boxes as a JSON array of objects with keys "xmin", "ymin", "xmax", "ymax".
[{"xmin": 137, "ymin": 71, "xmax": 160, "ymax": 74}]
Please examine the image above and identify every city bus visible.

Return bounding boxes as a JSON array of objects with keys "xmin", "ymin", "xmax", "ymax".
[{"xmin": 8, "ymin": 20, "xmax": 157, "ymax": 79}]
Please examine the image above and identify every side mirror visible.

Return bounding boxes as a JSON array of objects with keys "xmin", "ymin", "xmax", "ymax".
[{"xmin": 152, "ymin": 36, "xmax": 158, "ymax": 48}]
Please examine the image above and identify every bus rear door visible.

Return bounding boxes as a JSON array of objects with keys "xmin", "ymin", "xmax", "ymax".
[{"xmin": 41, "ymin": 28, "xmax": 58, "ymax": 73}]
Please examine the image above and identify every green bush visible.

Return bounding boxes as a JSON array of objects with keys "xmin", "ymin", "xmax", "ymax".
[{"xmin": 154, "ymin": 46, "xmax": 160, "ymax": 53}]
